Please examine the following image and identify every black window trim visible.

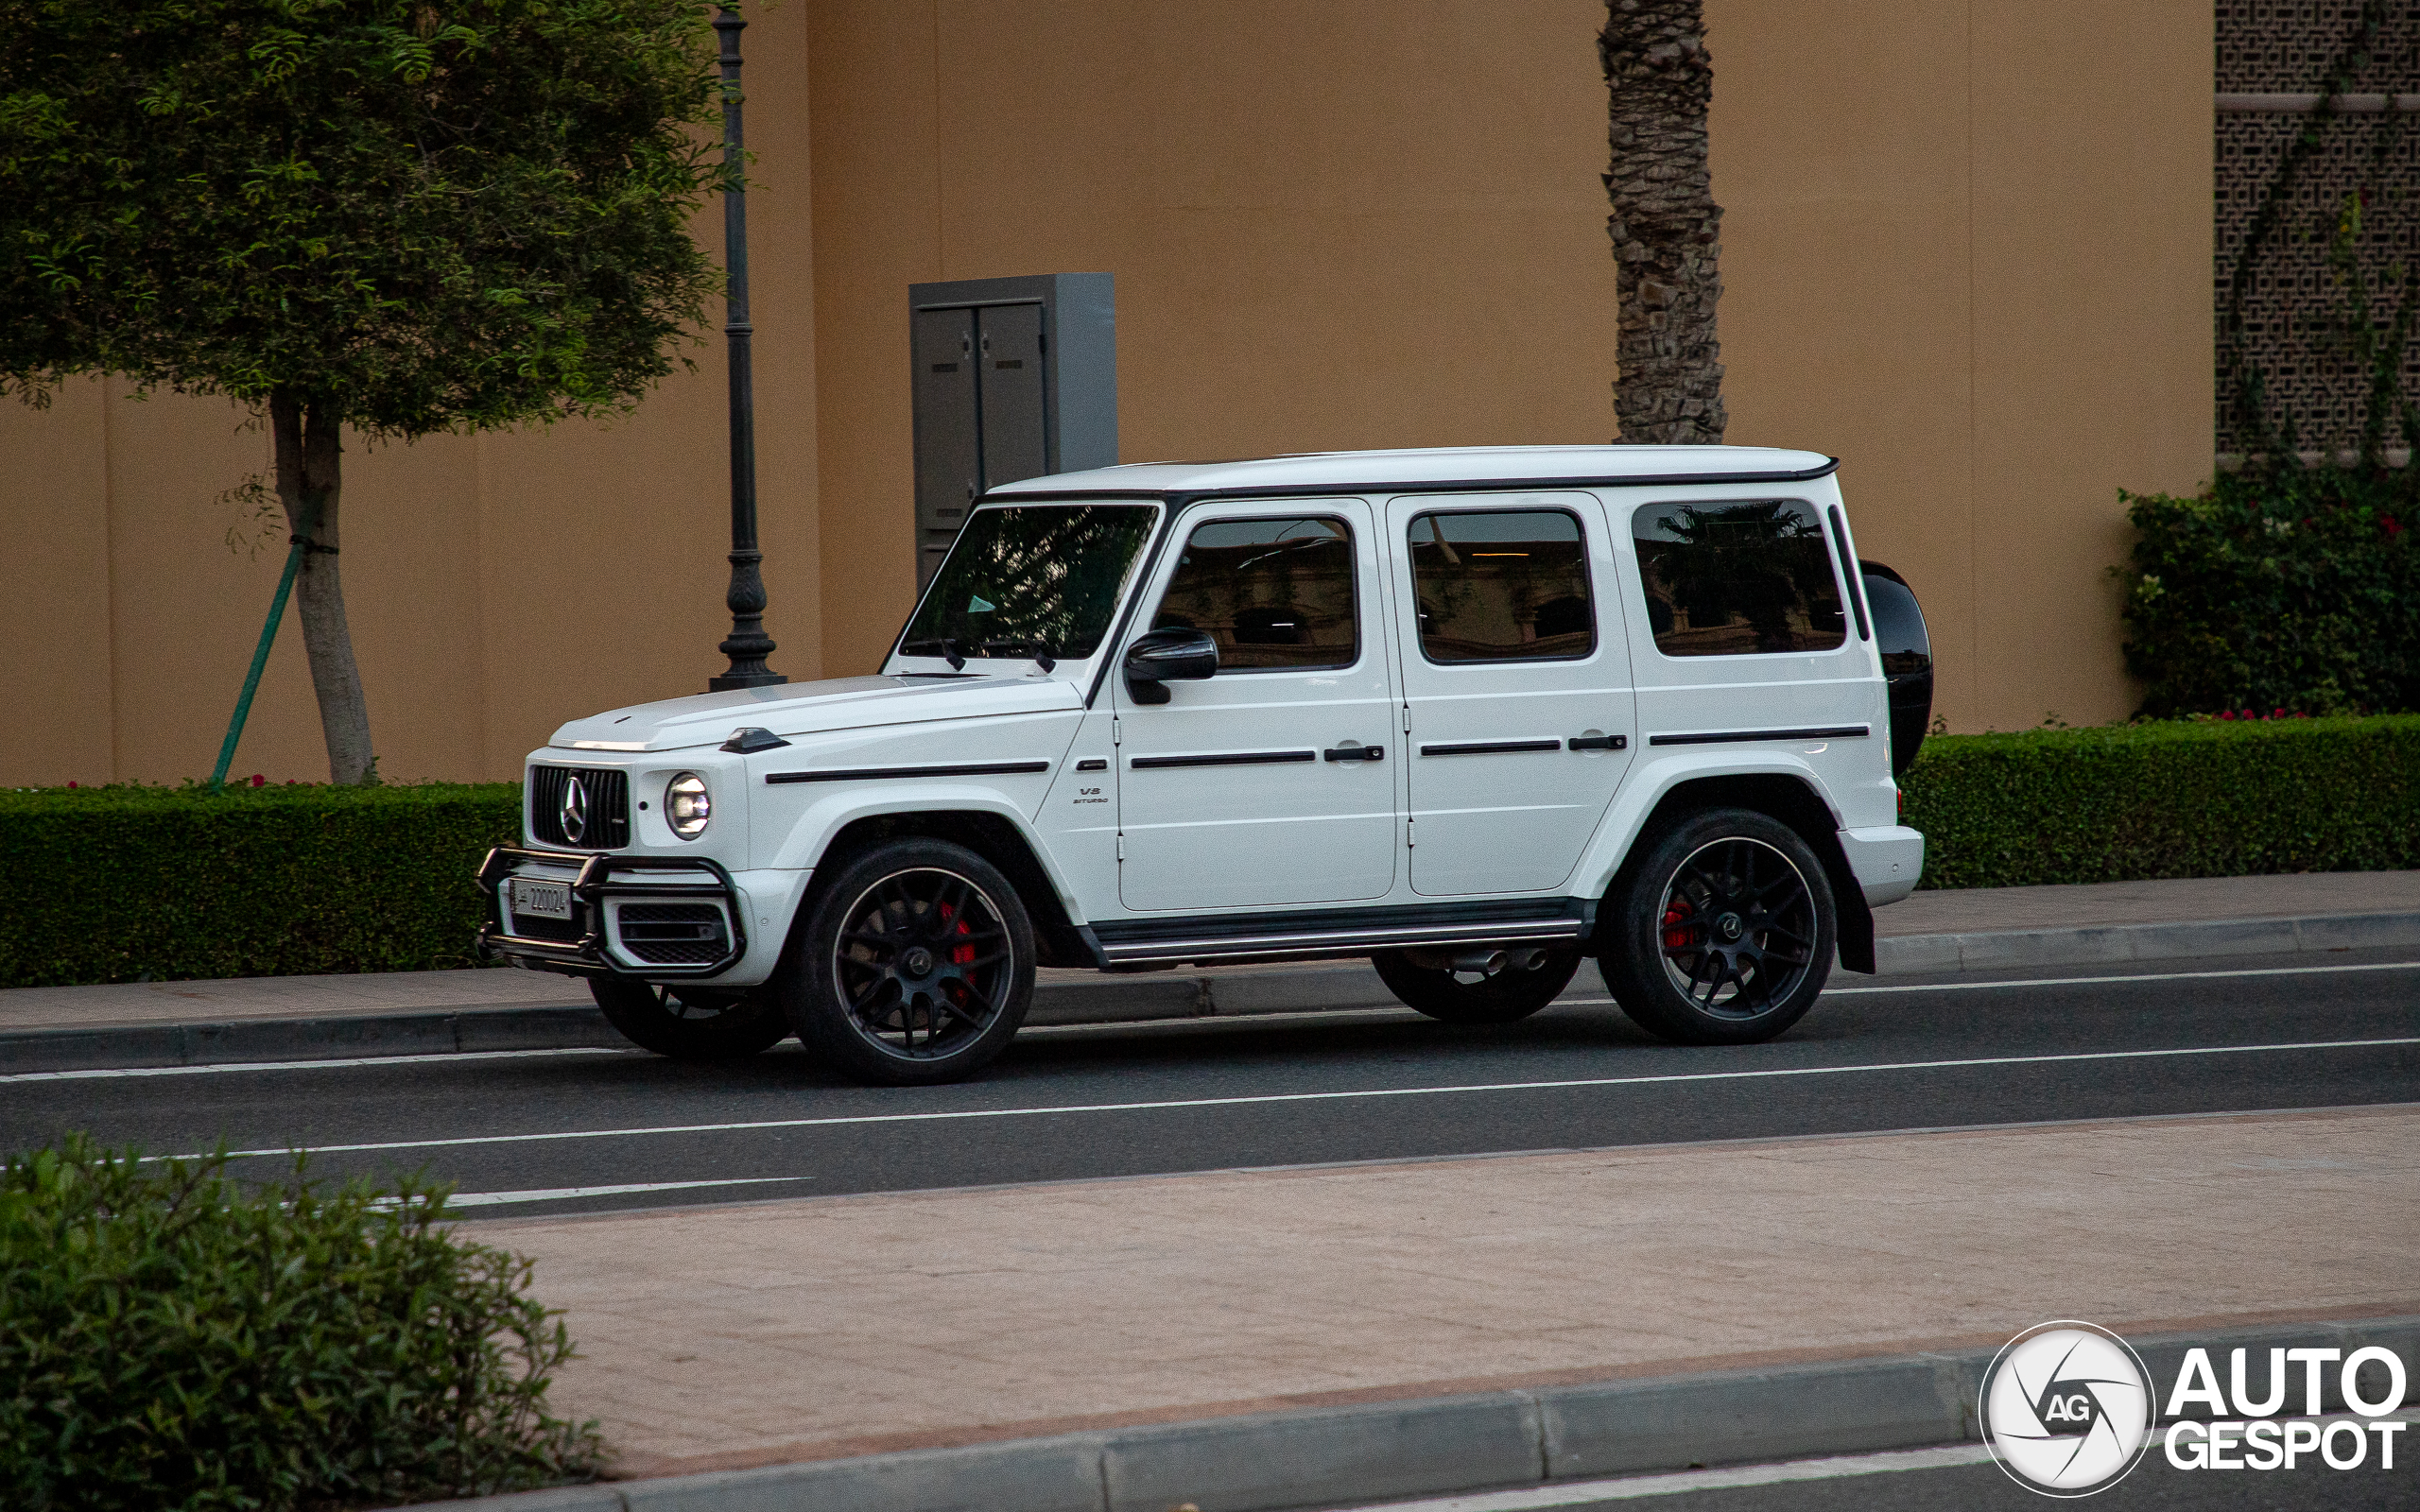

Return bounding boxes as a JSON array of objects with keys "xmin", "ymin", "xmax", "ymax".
[
  {"xmin": 1405, "ymin": 504, "xmax": 1599, "ymax": 668},
  {"xmin": 886, "ymin": 497, "xmax": 1168, "ymax": 670},
  {"xmin": 1629, "ymin": 493, "xmax": 1858, "ymax": 662},
  {"xmin": 969, "ymin": 455, "xmax": 1839, "ymax": 707},
  {"xmin": 1148, "ymin": 508, "xmax": 1366, "ymax": 678}
]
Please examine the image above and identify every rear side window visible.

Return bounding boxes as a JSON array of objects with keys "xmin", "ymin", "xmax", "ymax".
[
  {"xmin": 1406, "ymin": 510, "xmax": 1596, "ymax": 663},
  {"xmin": 1151, "ymin": 516, "xmax": 1357, "ymax": 671},
  {"xmin": 1632, "ymin": 500, "xmax": 1847, "ymax": 657}
]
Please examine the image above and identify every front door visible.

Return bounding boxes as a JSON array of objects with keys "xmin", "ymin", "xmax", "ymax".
[
  {"xmin": 1386, "ymin": 492, "xmax": 1638, "ymax": 896},
  {"xmin": 1115, "ymin": 500, "xmax": 1398, "ymax": 911}
]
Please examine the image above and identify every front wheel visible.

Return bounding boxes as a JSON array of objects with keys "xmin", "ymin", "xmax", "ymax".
[
  {"xmin": 1372, "ymin": 948, "xmax": 1582, "ymax": 1024},
  {"xmin": 589, "ymin": 979, "xmax": 790, "ymax": 1060},
  {"xmin": 771, "ymin": 838, "xmax": 1035, "ymax": 1086},
  {"xmin": 1599, "ymin": 808, "xmax": 1835, "ymax": 1045}
]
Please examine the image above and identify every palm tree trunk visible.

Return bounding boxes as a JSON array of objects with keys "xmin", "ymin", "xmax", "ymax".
[
  {"xmin": 268, "ymin": 391, "xmax": 376, "ymax": 784},
  {"xmin": 1600, "ymin": 0, "xmax": 1726, "ymax": 444}
]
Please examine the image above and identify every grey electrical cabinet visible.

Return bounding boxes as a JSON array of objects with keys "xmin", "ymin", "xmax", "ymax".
[{"xmin": 908, "ymin": 272, "xmax": 1115, "ymax": 588}]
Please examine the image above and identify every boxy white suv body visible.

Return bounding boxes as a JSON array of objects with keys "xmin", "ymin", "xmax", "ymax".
[{"xmin": 480, "ymin": 446, "xmax": 1927, "ymax": 1083}]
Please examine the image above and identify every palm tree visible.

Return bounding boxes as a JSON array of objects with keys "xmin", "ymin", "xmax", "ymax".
[{"xmin": 1599, "ymin": 0, "xmax": 1726, "ymax": 444}]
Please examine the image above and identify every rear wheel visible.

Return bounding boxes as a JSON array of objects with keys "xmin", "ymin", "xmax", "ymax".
[
  {"xmin": 1599, "ymin": 808, "xmax": 1835, "ymax": 1045},
  {"xmin": 1372, "ymin": 948, "xmax": 1583, "ymax": 1024},
  {"xmin": 773, "ymin": 838, "xmax": 1034, "ymax": 1086},
  {"xmin": 589, "ymin": 979, "xmax": 790, "ymax": 1060}
]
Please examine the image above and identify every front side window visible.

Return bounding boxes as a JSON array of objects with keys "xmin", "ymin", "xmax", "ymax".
[
  {"xmin": 1408, "ymin": 509, "xmax": 1596, "ymax": 663},
  {"xmin": 900, "ymin": 504, "xmax": 1157, "ymax": 661},
  {"xmin": 1150, "ymin": 515, "xmax": 1357, "ymax": 671},
  {"xmin": 1633, "ymin": 499, "xmax": 1847, "ymax": 657}
]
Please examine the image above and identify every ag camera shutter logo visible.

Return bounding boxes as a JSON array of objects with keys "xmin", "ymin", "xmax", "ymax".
[{"xmin": 1979, "ymin": 1321, "xmax": 2156, "ymax": 1496}]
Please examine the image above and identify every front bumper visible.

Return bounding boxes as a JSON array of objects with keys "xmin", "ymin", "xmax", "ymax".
[{"xmin": 476, "ymin": 847, "xmax": 748, "ymax": 980}]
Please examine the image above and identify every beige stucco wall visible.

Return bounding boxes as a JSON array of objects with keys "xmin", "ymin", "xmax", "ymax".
[
  {"xmin": 1710, "ymin": 0, "xmax": 2213, "ymax": 732},
  {"xmin": 0, "ymin": 0, "xmax": 2211, "ymax": 786},
  {"xmin": 806, "ymin": 0, "xmax": 1626, "ymax": 676}
]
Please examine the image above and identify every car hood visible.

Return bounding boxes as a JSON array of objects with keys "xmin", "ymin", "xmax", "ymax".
[{"xmin": 547, "ymin": 674, "xmax": 1085, "ymax": 753}]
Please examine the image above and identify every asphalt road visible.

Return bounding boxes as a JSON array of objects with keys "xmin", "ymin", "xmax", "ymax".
[{"xmin": 5, "ymin": 946, "xmax": 2417, "ymax": 1216}]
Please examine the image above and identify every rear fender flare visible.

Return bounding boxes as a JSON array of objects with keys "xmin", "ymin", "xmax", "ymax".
[{"xmin": 1579, "ymin": 759, "xmax": 1876, "ymax": 975}]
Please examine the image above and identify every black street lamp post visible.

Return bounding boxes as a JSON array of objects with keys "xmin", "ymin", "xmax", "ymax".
[{"xmin": 708, "ymin": 6, "xmax": 784, "ymax": 691}]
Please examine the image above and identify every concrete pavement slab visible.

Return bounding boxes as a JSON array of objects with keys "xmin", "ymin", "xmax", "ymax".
[{"xmin": 446, "ymin": 1104, "xmax": 2420, "ymax": 1483}]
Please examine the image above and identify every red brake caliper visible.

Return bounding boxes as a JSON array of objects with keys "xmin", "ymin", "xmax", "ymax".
[{"xmin": 1661, "ymin": 898, "xmax": 1699, "ymax": 953}]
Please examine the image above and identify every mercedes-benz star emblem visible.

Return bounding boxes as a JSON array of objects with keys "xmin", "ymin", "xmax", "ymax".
[{"xmin": 561, "ymin": 775, "xmax": 589, "ymax": 845}]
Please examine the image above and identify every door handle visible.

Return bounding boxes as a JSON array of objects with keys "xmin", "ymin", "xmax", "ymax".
[
  {"xmin": 1567, "ymin": 734, "xmax": 1628, "ymax": 751},
  {"xmin": 1322, "ymin": 742, "xmax": 1384, "ymax": 763}
]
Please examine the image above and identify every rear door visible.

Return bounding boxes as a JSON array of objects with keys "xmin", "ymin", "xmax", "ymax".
[
  {"xmin": 1114, "ymin": 500, "xmax": 1398, "ymax": 911},
  {"xmin": 1385, "ymin": 492, "xmax": 1638, "ymax": 896}
]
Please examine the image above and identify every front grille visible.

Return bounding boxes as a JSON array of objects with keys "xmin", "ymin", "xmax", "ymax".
[
  {"xmin": 528, "ymin": 765, "xmax": 631, "ymax": 849},
  {"xmin": 615, "ymin": 902, "xmax": 732, "ymax": 965}
]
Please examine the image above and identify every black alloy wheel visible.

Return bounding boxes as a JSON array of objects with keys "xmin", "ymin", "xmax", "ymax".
[
  {"xmin": 1371, "ymin": 947, "xmax": 1583, "ymax": 1024},
  {"xmin": 776, "ymin": 837, "xmax": 1034, "ymax": 1085},
  {"xmin": 1599, "ymin": 807, "xmax": 1835, "ymax": 1045},
  {"xmin": 589, "ymin": 979, "xmax": 790, "ymax": 1060}
]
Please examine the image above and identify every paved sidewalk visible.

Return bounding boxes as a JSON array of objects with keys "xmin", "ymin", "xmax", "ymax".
[
  {"xmin": 461, "ymin": 1104, "xmax": 2420, "ymax": 1482},
  {"xmin": 6, "ymin": 872, "xmax": 2416, "ymax": 1045}
]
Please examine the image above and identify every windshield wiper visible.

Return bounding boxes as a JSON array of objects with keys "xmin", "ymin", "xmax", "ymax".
[
  {"xmin": 977, "ymin": 638, "xmax": 1057, "ymax": 673},
  {"xmin": 899, "ymin": 637, "xmax": 967, "ymax": 670}
]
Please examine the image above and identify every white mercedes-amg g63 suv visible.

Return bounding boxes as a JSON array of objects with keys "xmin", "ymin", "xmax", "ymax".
[{"xmin": 479, "ymin": 446, "xmax": 1930, "ymax": 1085}]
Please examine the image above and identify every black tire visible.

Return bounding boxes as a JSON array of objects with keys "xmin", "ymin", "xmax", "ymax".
[
  {"xmin": 1599, "ymin": 807, "xmax": 1835, "ymax": 1045},
  {"xmin": 1371, "ymin": 948, "xmax": 1583, "ymax": 1024},
  {"xmin": 772, "ymin": 837, "xmax": 1035, "ymax": 1086},
  {"xmin": 589, "ymin": 979, "xmax": 790, "ymax": 1060}
]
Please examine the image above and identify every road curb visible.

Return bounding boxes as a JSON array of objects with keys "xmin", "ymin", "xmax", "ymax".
[
  {"xmin": 1871, "ymin": 909, "xmax": 2420, "ymax": 974},
  {"xmin": 8, "ymin": 910, "xmax": 2415, "ymax": 1074},
  {"xmin": 409, "ymin": 1315, "xmax": 2419, "ymax": 1512}
]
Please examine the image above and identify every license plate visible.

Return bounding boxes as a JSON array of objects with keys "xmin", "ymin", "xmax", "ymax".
[{"xmin": 510, "ymin": 878, "xmax": 572, "ymax": 921}]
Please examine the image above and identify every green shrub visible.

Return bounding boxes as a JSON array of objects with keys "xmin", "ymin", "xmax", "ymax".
[
  {"xmin": 1901, "ymin": 714, "xmax": 2420, "ymax": 889},
  {"xmin": 2115, "ymin": 462, "xmax": 2420, "ymax": 718},
  {"xmin": 0, "ymin": 782, "xmax": 520, "ymax": 988},
  {"xmin": 0, "ymin": 1135, "xmax": 602, "ymax": 1510}
]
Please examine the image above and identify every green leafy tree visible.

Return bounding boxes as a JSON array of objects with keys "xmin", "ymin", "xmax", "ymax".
[{"xmin": 0, "ymin": 0, "xmax": 729, "ymax": 782}]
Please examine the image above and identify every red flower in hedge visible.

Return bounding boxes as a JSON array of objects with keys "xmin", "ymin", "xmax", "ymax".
[
  {"xmin": 2384, "ymin": 515, "xmax": 2402, "ymax": 537},
  {"xmin": 250, "ymin": 774, "xmax": 267, "ymax": 788}
]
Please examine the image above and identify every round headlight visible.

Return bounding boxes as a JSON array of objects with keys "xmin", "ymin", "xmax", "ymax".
[{"xmin": 665, "ymin": 773, "xmax": 711, "ymax": 839}]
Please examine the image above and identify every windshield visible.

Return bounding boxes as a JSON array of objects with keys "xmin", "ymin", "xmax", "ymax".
[{"xmin": 898, "ymin": 503, "xmax": 1159, "ymax": 662}]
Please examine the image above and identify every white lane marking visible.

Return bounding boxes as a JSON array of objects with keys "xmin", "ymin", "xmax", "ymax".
[
  {"xmin": 374, "ymin": 1177, "xmax": 809, "ymax": 1211},
  {"xmin": 172, "ymin": 1036, "xmax": 2420, "ymax": 1162},
  {"xmin": 1828, "ymin": 957, "xmax": 2420, "ymax": 994},
  {"xmin": 1333, "ymin": 1441, "xmax": 1996, "ymax": 1509},
  {"xmin": 22, "ymin": 959, "xmax": 2418, "ymax": 1082},
  {"xmin": 1336, "ymin": 1407, "xmax": 2420, "ymax": 1508},
  {"xmin": 0, "ymin": 1045, "xmax": 634, "ymax": 1084}
]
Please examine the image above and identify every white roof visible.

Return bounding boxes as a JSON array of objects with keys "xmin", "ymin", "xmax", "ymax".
[{"xmin": 985, "ymin": 444, "xmax": 1833, "ymax": 497}]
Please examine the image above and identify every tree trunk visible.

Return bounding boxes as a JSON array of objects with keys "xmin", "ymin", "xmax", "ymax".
[
  {"xmin": 268, "ymin": 391, "xmax": 377, "ymax": 784},
  {"xmin": 1600, "ymin": 0, "xmax": 1726, "ymax": 444}
]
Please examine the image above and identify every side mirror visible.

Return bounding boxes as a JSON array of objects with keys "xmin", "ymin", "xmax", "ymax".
[{"xmin": 1122, "ymin": 627, "xmax": 1219, "ymax": 704}]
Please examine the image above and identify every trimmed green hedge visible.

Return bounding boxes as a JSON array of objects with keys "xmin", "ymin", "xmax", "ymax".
[
  {"xmin": 0, "ymin": 782, "xmax": 519, "ymax": 988},
  {"xmin": 1, "ymin": 1136, "xmax": 602, "ymax": 1509},
  {"xmin": 6, "ymin": 717, "xmax": 2417, "ymax": 987},
  {"xmin": 1901, "ymin": 714, "xmax": 2420, "ymax": 889}
]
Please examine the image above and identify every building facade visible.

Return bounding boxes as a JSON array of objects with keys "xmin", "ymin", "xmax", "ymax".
[{"xmin": 0, "ymin": 1, "xmax": 2217, "ymax": 787}]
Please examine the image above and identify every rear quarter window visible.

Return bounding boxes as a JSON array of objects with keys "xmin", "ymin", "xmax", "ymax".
[{"xmin": 1632, "ymin": 499, "xmax": 1848, "ymax": 657}]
